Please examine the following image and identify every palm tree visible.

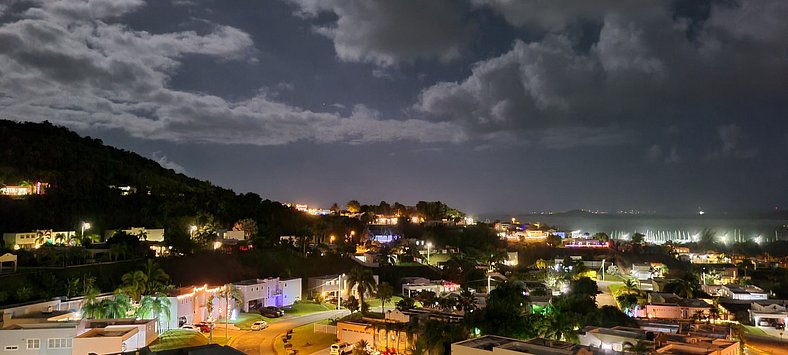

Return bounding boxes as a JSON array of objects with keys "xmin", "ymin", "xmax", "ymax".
[
  {"xmin": 218, "ymin": 283, "xmax": 243, "ymax": 340},
  {"xmin": 82, "ymin": 293, "xmax": 131, "ymax": 319},
  {"xmin": 137, "ymin": 294, "xmax": 172, "ymax": 332},
  {"xmin": 346, "ymin": 267, "xmax": 377, "ymax": 314},
  {"xmin": 623, "ymin": 278, "xmax": 640, "ymax": 295},
  {"xmin": 119, "ymin": 270, "xmax": 148, "ymax": 301},
  {"xmin": 142, "ymin": 259, "xmax": 170, "ymax": 294},
  {"xmin": 457, "ymin": 287, "xmax": 478, "ymax": 319},
  {"xmin": 353, "ymin": 339, "xmax": 371, "ymax": 355},
  {"xmin": 622, "ymin": 340, "xmax": 654, "ymax": 354}
]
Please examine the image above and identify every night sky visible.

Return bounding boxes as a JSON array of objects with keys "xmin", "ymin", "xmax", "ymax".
[{"xmin": 1, "ymin": 0, "xmax": 787, "ymax": 215}]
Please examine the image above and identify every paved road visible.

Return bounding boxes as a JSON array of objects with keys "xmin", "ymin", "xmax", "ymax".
[
  {"xmin": 229, "ymin": 310, "xmax": 348, "ymax": 355},
  {"xmin": 744, "ymin": 332, "xmax": 788, "ymax": 354},
  {"xmin": 596, "ymin": 280, "xmax": 621, "ymax": 308}
]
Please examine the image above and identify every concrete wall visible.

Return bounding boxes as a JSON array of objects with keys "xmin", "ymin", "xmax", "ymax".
[
  {"xmin": 281, "ymin": 278, "xmax": 301, "ymax": 307},
  {"xmin": 0, "ymin": 326, "xmax": 76, "ymax": 355}
]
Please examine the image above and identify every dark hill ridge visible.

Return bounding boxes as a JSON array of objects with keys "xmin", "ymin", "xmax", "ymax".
[
  {"xmin": 0, "ymin": 119, "xmax": 219, "ymax": 195},
  {"xmin": 0, "ymin": 119, "xmax": 308, "ymax": 242}
]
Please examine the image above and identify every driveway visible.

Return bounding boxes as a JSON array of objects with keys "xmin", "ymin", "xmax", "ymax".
[
  {"xmin": 596, "ymin": 280, "xmax": 621, "ymax": 308},
  {"xmin": 228, "ymin": 310, "xmax": 348, "ymax": 355}
]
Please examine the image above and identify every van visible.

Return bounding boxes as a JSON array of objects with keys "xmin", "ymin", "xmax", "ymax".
[{"xmin": 330, "ymin": 342, "xmax": 351, "ymax": 355}]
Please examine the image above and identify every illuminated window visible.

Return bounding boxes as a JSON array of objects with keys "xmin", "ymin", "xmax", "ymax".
[{"xmin": 47, "ymin": 338, "xmax": 72, "ymax": 349}]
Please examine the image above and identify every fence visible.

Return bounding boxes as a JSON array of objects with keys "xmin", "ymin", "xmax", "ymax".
[{"xmin": 314, "ymin": 323, "xmax": 337, "ymax": 334}]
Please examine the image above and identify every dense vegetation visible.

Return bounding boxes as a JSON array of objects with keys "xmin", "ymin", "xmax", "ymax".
[{"xmin": 0, "ymin": 120, "xmax": 311, "ymax": 248}]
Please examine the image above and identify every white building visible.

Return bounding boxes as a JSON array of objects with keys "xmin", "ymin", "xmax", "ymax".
[
  {"xmin": 578, "ymin": 326, "xmax": 652, "ymax": 353},
  {"xmin": 0, "ymin": 322, "xmax": 77, "ymax": 355},
  {"xmin": 2, "ymin": 230, "xmax": 77, "ymax": 249},
  {"xmin": 400, "ymin": 277, "xmax": 460, "ymax": 297},
  {"xmin": 220, "ymin": 230, "xmax": 246, "ymax": 241},
  {"xmin": 308, "ymin": 274, "xmax": 379, "ymax": 300},
  {"xmin": 72, "ymin": 319, "xmax": 158, "ymax": 355},
  {"xmin": 452, "ymin": 335, "xmax": 596, "ymax": 355},
  {"xmin": 720, "ymin": 284, "xmax": 768, "ymax": 300},
  {"xmin": 235, "ymin": 278, "xmax": 302, "ymax": 312}
]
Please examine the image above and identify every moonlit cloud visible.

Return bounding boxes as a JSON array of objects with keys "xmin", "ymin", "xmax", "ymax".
[
  {"xmin": 0, "ymin": 0, "xmax": 465, "ymax": 146},
  {"xmin": 287, "ymin": 0, "xmax": 472, "ymax": 66}
]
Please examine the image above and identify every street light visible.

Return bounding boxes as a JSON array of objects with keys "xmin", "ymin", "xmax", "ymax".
[
  {"xmin": 330, "ymin": 235, "xmax": 336, "ymax": 244},
  {"xmin": 426, "ymin": 242, "xmax": 432, "ymax": 265},
  {"xmin": 189, "ymin": 225, "xmax": 197, "ymax": 238},
  {"xmin": 81, "ymin": 222, "xmax": 91, "ymax": 237}
]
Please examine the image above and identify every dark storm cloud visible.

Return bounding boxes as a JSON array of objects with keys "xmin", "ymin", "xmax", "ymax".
[
  {"xmin": 0, "ymin": 0, "xmax": 466, "ymax": 145},
  {"xmin": 415, "ymin": 0, "xmax": 788, "ymax": 150},
  {"xmin": 287, "ymin": 0, "xmax": 474, "ymax": 66}
]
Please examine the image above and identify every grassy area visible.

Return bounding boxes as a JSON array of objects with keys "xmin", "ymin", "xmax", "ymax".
[
  {"xmin": 608, "ymin": 283, "xmax": 626, "ymax": 297},
  {"xmin": 424, "ymin": 253, "xmax": 451, "ymax": 266},
  {"xmin": 149, "ymin": 330, "xmax": 208, "ymax": 351},
  {"xmin": 284, "ymin": 301, "xmax": 332, "ymax": 316},
  {"xmin": 601, "ymin": 274, "xmax": 626, "ymax": 282},
  {"xmin": 229, "ymin": 312, "xmax": 278, "ymax": 330},
  {"xmin": 365, "ymin": 296, "xmax": 404, "ymax": 312},
  {"xmin": 275, "ymin": 323, "xmax": 338, "ymax": 355},
  {"xmin": 742, "ymin": 325, "xmax": 769, "ymax": 337}
]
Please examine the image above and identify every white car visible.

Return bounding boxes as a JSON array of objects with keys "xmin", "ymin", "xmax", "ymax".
[
  {"xmin": 251, "ymin": 320, "xmax": 268, "ymax": 331},
  {"xmin": 180, "ymin": 325, "xmax": 199, "ymax": 331}
]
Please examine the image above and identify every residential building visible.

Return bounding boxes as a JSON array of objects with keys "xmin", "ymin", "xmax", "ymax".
[
  {"xmin": 749, "ymin": 303, "xmax": 788, "ymax": 327},
  {"xmin": 654, "ymin": 333, "xmax": 739, "ymax": 355},
  {"xmin": 719, "ymin": 284, "xmax": 767, "ymax": 300},
  {"xmin": 336, "ymin": 320, "xmax": 415, "ymax": 353},
  {"xmin": 2, "ymin": 230, "xmax": 77, "ymax": 249},
  {"xmin": 234, "ymin": 277, "xmax": 302, "ymax": 311},
  {"xmin": 220, "ymin": 230, "xmax": 246, "ymax": 240},
  {"xmin": 1, "ymin": 293, "xmax": 114, "ymax": 328},
  {"xmin": 630, "ymin": 263, "xmax": 667, "ymax": 280},
  {"xmin": 578, "ymin": 326, "xmax": 654, "ymax": 353},
  {"xmin": 167, "ymin": 284, "xmax": 225, "ymax": 329},
  {"xmin": 0, "ymin": 322, "xmax": 77, "ymax": 355},
  {"xmin": 308, "ymin": 274, "xmax": 379, "ymax": 300},
  {"xmin": 72, "ymin": 319, "xmax": 158, "ymax": 355},
  {"xmin": 400, "ymin": 277, "xmax": 460, "ymax": 297},
  {"xmin": 701, "ymin": 267, "xmax": 738, "ymax": 285},
  {"xmin": 452, "ymin": 335, "xmax": 599, "ymax": 355},
  {"xmin": 0, "ymin": 182, "xmax": 48, "ymax": 197},
  {"xmin": 645, "ymin": 293, "xmax": 712, "ymax": 320}
]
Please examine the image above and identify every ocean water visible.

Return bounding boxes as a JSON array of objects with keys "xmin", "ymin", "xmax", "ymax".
[{"xmin": 486, "ymin": 214, "xmax": 788, "ymax": 243}]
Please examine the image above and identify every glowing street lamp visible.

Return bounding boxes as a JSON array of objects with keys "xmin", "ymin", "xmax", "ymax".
[
  {"xmin": 81, "ymin": 222, "xmax": 91, "ymax": 237},
  {"xmin": 189, "ymin": 225, "xmax": 197, "ymax": 238},
  {"xmin": 426, "ymin": 242, "xmax": 432, "ymax": 265},
  {"xmin": 330, "ymin": 235, "xmax": 336, "ymax": 244}
]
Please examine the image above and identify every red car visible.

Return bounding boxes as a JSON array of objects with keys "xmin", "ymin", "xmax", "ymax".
[{"xmin": 194, "ymin": 322, "xmax": 212, "ymax": 332}]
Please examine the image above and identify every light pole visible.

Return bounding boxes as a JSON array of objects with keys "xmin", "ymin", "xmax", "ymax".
[
  {"xmin": 81, "ymin": 222, "xmax": 91, "ymax": 238},
  {"xmin": 426, "ymin": 242, "xmax": 432, "ymax": 266},
  {"xmin": 337, "ymin": 274, "xmax": 342, "ymax": 310}
]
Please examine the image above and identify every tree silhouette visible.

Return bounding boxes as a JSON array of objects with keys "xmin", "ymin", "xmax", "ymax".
[{"xmin": 346, "ymin": 267, "xmax": 377, "ymax": 315}]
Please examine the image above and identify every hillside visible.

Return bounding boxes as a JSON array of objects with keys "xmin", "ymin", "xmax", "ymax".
[{"xmin": 0, "ymin": 119, "xmax": 307, "ymax": 243}]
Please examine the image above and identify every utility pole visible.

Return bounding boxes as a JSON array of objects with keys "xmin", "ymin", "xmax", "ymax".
[{"xmin": 337, "ymin": 274, "xmax": 342, "ymax": 310}]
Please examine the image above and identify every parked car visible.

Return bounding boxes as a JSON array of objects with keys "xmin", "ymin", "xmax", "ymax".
[
  {"xmin": 758, "ymin": 320, "xmax": 771, "ymax": 327},
  {"xmin": 330, "ymin": 342, "xmax": 352, "ymax": 355},
  {"xmin": 260, "ymin": 306, "xmax": 284, "ymax": 318},
  {"xmin": 180, "ymin": 325, "xmax": 199, "ymax": 331},
  {"xmin": 194, "ymin": 322, "xmax": 212, "ymax": 332},
  {"xmin": 251, "ymin": 320, "xmax": 268, "ymax": 331},
  {"xmin": 776, "ymin": 323, "xmax": 785, "ymax": 330}
]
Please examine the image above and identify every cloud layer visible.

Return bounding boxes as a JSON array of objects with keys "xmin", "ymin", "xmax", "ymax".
[
  {"xmin": 287, "ymin": 0, "xmax": 472, "ymax": 66},
  {"xmin": 0, "ymin": 0, "xmax": 465, "ymax": 145}
]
